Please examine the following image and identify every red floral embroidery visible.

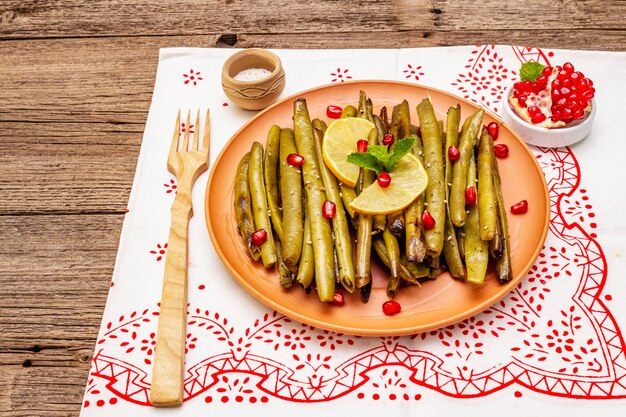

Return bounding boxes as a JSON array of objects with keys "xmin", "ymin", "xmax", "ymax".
[
  {"xmin": 164, "ymin": 178, "xmax": 177, "ymax": 194},
  {"xmin": 330, "ymin": 68, "xmax": 352, "ymax": 83},
  {"xmin": 180, "ymin": 122, "xmax": 194, "ymax": 136},
  {"xmin": 183, "ymin": 69, "xmax": 203, "ymax": 86},
  {"xmin": 149, "ymin": 243, "xmax": 168, "ymax": 261},
  {"xmin": 403, "ymin": 64, "xmax": 424, "ymax": 81}
]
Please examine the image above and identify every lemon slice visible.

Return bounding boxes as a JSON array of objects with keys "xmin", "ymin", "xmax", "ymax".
[
  {"xmin": 349, "ymin": 153, "xmax": 428, "ymax": 215},
  {"xmin": 322, "ymin": 117, "xmax": 376, "ymax": 187}
]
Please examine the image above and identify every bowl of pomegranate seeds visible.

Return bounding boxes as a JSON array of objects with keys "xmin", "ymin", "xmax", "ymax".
[{"xmin": 502, "ymin": 61, "xmax": 596, "ymax": 148}]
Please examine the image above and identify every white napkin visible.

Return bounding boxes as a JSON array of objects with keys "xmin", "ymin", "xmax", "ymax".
[{"xmin": 80, "ymin": 46, "xmax": 626, "ymax": 417}]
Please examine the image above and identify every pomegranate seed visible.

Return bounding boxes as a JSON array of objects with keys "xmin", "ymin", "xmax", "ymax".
[
  {"xmin": 566, "ymin": 100, "xmax": 579, "ymax": 111},
  {"xmin": 557, "ymin": 70, "xmax": 569, "ymax": 81},
  {"xmin": 551, "ymin": 89, "xmax": 560, "ymax": 100},
  {"xmin": 382, "ymin": 133, "xmax": 394, "ymax": 146},
  {"xmin": 513, "ymin": 89, "xmax": 523, "ymax": 99},
  {"xmin": 518, "ymin": 98, "xmax": 527, "ymax": 107},
  {"xmin": 570, "ymin": 72, "xmax": 581, "ymax": 82},
  {"xmin": 527, "ymin": 106, "xmax": 541, "ymax": 115},
  {"xmin": 330, "ymin": 291, "xmax": 345, "ymax": 306},
  {"xmin": 550, "ymin": 104, "xmax": 558, "ymax": 113},
  {"xmin": 510, "ymin": 200, "xmax": 528, "ymax": 214},
  {"xmin": 562, "ymin": 108, "xmax": 574, "ymax": 123},
  {"xmin": 448, "ymin": 145, "xmax": 460, "ymax": 161},
  {"xmin": 326, "ymin": 105, "xmax": 342, "ymax": 119},
  {"xmin": 573, "ymin": 108, "xmax": 585, "ymax": 120},
  {"xmin": 513, "ymin": 82, "xmax": 523, "ymax": 90},
  {"xmin": 522, "ymin": 80, "xmax": 532, "ymax": 91},
  {"xmin": 542, "ymin": 66, "xmax": 553, "ymax": 77},
  {"xmin": 531, "ymin": 113, "xmax": 546, "ymax": 124},
  {"xmin": 552, "ymin": 79, "xmax": 561, "ymax": 89},
  {"xmin": 552, "ymin": 110, "xmax": 562, "ymax": 122},
  {"xmin": 357, "ymin": 139, "xmax": 368, "ymax": 153},
  {"xmin": 251, "ymin": 229, "xmax": 268, "ymax": 246},
  {"xmin": 582, "ymin": 90, "xmax": 594, "ymax": 101},
  {"xmin": 560, "ymin": 87, "xmax": 572, "ymax": 97},
  {"xmin": 563, "ymin": 62, "xmax": 575, "ymax": 73},
  {"xmin": 555, "ymin": 65, "xmax": 562, "ymax": 72},
  {"xmin": 323, "ymin": 201, "xmax": 336, "ymax": 218},
  {"xmin": 537, "ymin": 75, "xmax": 548, "ymax": 84},
  {"xmin": 486, "ymin": 122, "xmax": 499, "ymax": 139},
  {"xmin": 421, "ymin": 211, "xmax": 436, "ymax": 230},
  {"xmin": 377, "ymin": 171, "xmax": 391, "ymax": 188},
  {"xmin": 465, "ymin": 186, "xmax": 477, "ymax": 205},
  {"xmin": 494, "ymin": 144, "xmax": 509, "ymax": 158},
  {"xmin": 588, "ymin": 79, "xmax": 594, "ymax": 87},
  {"xmin": 287, "ymin": 153, "xmax": 304, "ymax": 167},
  {"xmin": 557, "ymin": 98, "xmax": 567, "ymax": 108},
  {"xmin": 382, "ymin": 300, "xmax": 401, "ymax": 316},
  {"xmin": 562, "ymin": 78, "xmax": 572, "ymax": 88}
]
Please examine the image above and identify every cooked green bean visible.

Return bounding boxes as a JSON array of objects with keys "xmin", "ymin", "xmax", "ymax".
[
  {"xmin": 279, "ymin": 128, "xmax": 303, "ymax": 270},
  {"xmin": 391, "ymin": 100, "xmax": 411, "ymax": 140},
  {"xmin": 360, "ymin": 280, "xmax": 372, "ymax": 303},
  {"xmin": 275, "ymin": 240, "xmax": 294, "ymax": 288},
  {"xmin": 406, "ymin": 134, "xmax": 427, "ymax": 262},
  {"xmin": 312, "ymin": 119, "xmax": 356, "ymax": 293},
  {"xmin": 379, "ymin": 106, "xmax": 389, "ymax": 134},
  {"xmin": 383, "ymin": 227, "xmax": 401, "ymax": 299},
  {"xmin": 355, "ymin": 127, "xmax": 378, "ymax": 289},
  {"xmin": 234, "ymin": 153, "xmax": 261, "ymax": 261},
  {"xmin": 373, "ymin": 238, "xmax": 419, "ymax": 284},
  {"xmin": 249, "ymin": 142, "xmax": 277, "ymax": 268},
  {"xmin": 450, "ymin": 109, "xmax": 484, "ymax": 227},
  {"xmin": 357, "ymin": 90, "xmax": 367, "ymax": 120},
  {"xmin": 338, "ymin": 183, "xmax": 358, "ymax": 224},
  {"xmin": 296, "ymin": 215, "xmax": 315, "ymax": 289},
  {"xmin": 294, "ymin": 99, "xmax": 335, "ymax": 302},
  {"xmin": 493, "ymin": 152, "xmax": 512, "ymax": 283},
  {"xmin": 442, "ymin": 105, "xmax": 464, "ymax": 279},
  {"xmin": 477, "ymin": 128, "xmax": 497, "ymax": 241},
  {"xmin": 264, "ymin": 125, "xmax": 283, "ymax": 241},
  {"xmin": 416, "ymin": 98, "xmax": 446, "ymax": 257},
  {"xmin": 464, "ymin": 153, "xmax": 488, "ymax": 284},
  {"xmin": 366, "ymin": 98, "xmax": 375, "ymax": 123},
  {"xmin": 341, "ymin": 105, "xmax": 357, "ymax": 118},
  {"xmin": 405, "ymin": 261, "xmax": 430, "ymax": 279},
  {"xmin": 490, "ymin": 209, "xmax": 503, "ymax": 261}
]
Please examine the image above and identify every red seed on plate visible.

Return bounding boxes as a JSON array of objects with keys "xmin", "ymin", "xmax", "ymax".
[
  {"xmin": 287, "ymin": 153, "xmax": 304, "ymax": 167},
  {"xmin": 421, "ymin": 210, "xmax": 436, "ymax": 230},
  {"xmin": 357, "ymin": 139, "xmax": 368, "ymax": 153},
  {"xmin": 330, "ymin": 292, "xmax": 345, "ymax": 306},
  {"xmin": 448, "ymin": 145, "xmax": 460, "ymax": 161},
  {"xmin": 323, "ymin": 200, "xmax": 336, "ymax": 218},
  {"xmin": 382, "ymin": 133, "xmax": 394, "ymax": 146},
  {"xmin": 510, "ymin": 200, "xmax": 528, "ymax": 214},
  {"xmin": 382, "ymin": 300, "xmax": 401, "ymax": 316},
  {"xmin": 487, "ymin": 122, "xmax": 499, "ymax": 140},
  {"xmin": 251, "ymin": 229, "xmax": 268, "ymax": 246},
  {"xmin": 494, "ymin": 143, "xmax": 509, "ymax": 158},
  {"xmin": 377, "ymin": 171, "xmax": 391, "ymax": 188},
  {"xmin": 465, "ymin": 186, "xmax": 477, "ymax": 205},
  {"xmin": 326, "ymin": 105, "xmax": 342, "ymax": 119}
]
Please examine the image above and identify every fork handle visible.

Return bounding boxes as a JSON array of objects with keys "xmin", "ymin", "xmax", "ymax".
[{"xmin": 150, "ymin": 193, "xmax": 193, "ymax": 407}]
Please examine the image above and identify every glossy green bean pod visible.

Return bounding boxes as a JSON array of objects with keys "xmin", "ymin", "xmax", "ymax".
[
  {"xmin": 477, "ymin": 128, "xmax": 497, "ymax": 241},
  {"xmin": 416, "ymin": 98, "xmax": 446, "ymax": 257},
  {"xmin": 234, "ymin": 152, "xmax": 261, "ymax": 261},
  {"xmin": 264, "ymin": 125, "xmax": 283, "ymax": 241},
  {"xmin": 279, "ymin": 128, "xmax": 303, "ymax": 270},
  {"xmin": 463, "ymin": 153, "xmax": 488, "ymax": 284},
  {"xmin": 406, "ymin": 134, "xmax": 427, "ymax": 262},
  {"xmin": 383, "ymin": 227, "xmax": 401, "ymax": 299},
  {"xmin": 391, "ymin": 100, "xmax": 411, "ymax": 140},
  {"xmin": 341, "ymin": 105, "xmax": 357, "ymax": 118},
  {"xmin": 338, "ymin": 183, "xmax": 358, "ymax": 224},
  {"xmin": 296, "ymin": 214, "xmax": 315, "ymax": 289},
  {"xmin": 248, "ymin": 142, "xmax": 277, "ymax": 268},
  {"xmin": 275, "ymin": 240, "xmax": 294, "ymax": 288},
  {"xmin": 293, "ymin": 99, "xmax": 335, "ymax": 302},
  {"xmin": 372, "ymin": 238, "xmax": 419, "ymax": 284},
  {"xmin": 493, "ymin": 153, "xmax": 512, "ymax": 283},
  {"xmin": 450, "ymin": 109, "xmax": 484, "ymax": 227}
]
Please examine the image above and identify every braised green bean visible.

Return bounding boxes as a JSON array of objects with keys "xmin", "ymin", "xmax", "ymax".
[
  {"xmin": 464, "ymin": 153, "xmax": 488, "ymax": 284},
  {"xmin": 383, "ymin": 227, "xmax": 401, "ymax": 299},
  {"xmin": 279, "ymin": 128, "xmax": 303, "ymax": 270},
  {"xmin": 234, "ymin": 153, "xmax": 261, "ymax": 261},
  {"xmin": 264, "ymin": 125, "xmax": 283, "ymax": 241},
  {"xmin": 296, "ymin": 215, "xmax": 315, "ymax": 289},
  {"xmin": 493, "ymin": 151, "xmax": 512, "ymax": 283},
  {"xmin": 249, "ymin": 142, "xmax": 277, "ymax": 268},
  {"xmin": 276, "ymin": 240, "xmax": 294, "ymax": 288},
  {"xmin": 477, "ymin": 128, "xmax": 497, "ymax": 241}
]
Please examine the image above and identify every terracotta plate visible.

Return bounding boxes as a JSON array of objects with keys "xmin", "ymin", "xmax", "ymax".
[{"xmin": 205, "ymin": 80, "xmax": 549, "ymax": 336}]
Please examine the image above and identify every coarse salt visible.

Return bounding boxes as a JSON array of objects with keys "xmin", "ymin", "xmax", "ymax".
[{"xmin": 234, "ymin": 67, "xmax": 272, "ymax": 81}]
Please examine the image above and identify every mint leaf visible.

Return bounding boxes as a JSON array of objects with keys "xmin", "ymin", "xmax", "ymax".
[
  {"xmin": 519, "ymin": 61, "xmax": 545, "ymax": 82},
  {"xmin": 366, "ymin": 145, "xmax": 392, "ymax": 167},
  {"xmin": 346, "ymin": 152, "xmax": 384, "ymax": 175},
  {"xmin": 387, "ymin": 137, "xmax": 416, "ymax": 171}
]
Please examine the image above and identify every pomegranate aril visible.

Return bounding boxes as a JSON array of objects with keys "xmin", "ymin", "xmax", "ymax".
[
  {"xmin": 513, "ymin": 82, "xmax": 523, "ymax": 90},
  {"xmin": 487, "ymin": 122, "xmax": 499, "ymax": 140},
  {"xmin": 421, "ymin": 211, "xmax": 436, "ymax": 230},
  {"xmin": 323, "ymin": 201, "xmax": 336, "ymax": 218},
  {"xmin": 330, "ymin": 292, "xmax": 345, "ymax": 306},
  {"xmin": 560, "ymin": 87, "xmax": 571, "ymax": 97},
  {"xmin": 557, "ymin": 70, "xmax": 569, "ymax": 81},
  {"xmin": 570, "ymin": 72, "xmax": 581, "ymax": 82},
  {"xmin": 510, "ymin": 200, "xmax": 528, "ymax": 214},
  {"xmin": 527, "ymin": 106, "xmax": 541, "ymax": 115},
  {"xmin": 494, "ymin": 144, "xmax": 509, "ymax": 158},
  {"xmin": 287, "ymin": 153, "xmax": 304, "ymax": 167},
  {"xmin": 563, "ymin": 62, "xmax": 574, "ymax": 73},
  {"xmin": 557, "ymin": 98, "xmax": 567, "ymax": 108},
  {"xmin": 554, "ymin": 65, "xmax": 562, "ymax": 72},
  {"xmin": 552, "ymin": 110, "xmax": 561, "ymax": 122},
  {"xmin": 326, "ymin": 105, "xmax": 342, "ymax": 119},
  {"xmin": 542, "ymin": 66, "xmax": 553, "ymax": 77},
  {"xmin": 251, "ymin": 229, "xmax": 268, "ymax": 246},
  {"xmin": 465, "ymin": 186, "xmax": 477, "ymax": 205},
  {"xmin": 537, "ymin": 75, "xmax": 548, "ymax": 84},
  {"xmin": 566, "ymin": 100, "xmax": 579, "ymax": 111},
  {"xmin": 588, "ymin": 79, "xmax": 594, "ymax": 87},
  {"xmin": 582, "ymin": 90, "xmax": 594, "ymax": 101},
  {"xmin": 531, "ymin": 113, "xmax": 546, "ymax": 124},
  {"xmin": 518, "ymin": 98, "xmax": 527, "ymax": 107},
  {"xmin": 382, "ymin": 133, "xmax": 394, "ymax": 146},
  {"xmin": 551, "ymin": 89, "xmax": 560, "ymax": 100},
  {"xmin": 377, "ymin": 171, "xmax": 391, "ymax": 188},
  {"xmin": 513, "ymin": 89, "xmax": 523, "ymax": 99},
  {"xmin": 522, "ymin": 80, "xmax": 532, "ymax": 91},
  {"xmin": 561, "ymin": 108, "xmax": 574, "ymax": 123},
  {"xmin": 552, "ymin": 79, "xmax": 561, "ymax": 89},
  {"xmin": 382, "ymin": 300, "xmax": 401, "ymax": 316},
  {"xmin": 562, "ymin": 78, "xmax": 572, "ymax": 88},
  {"xmin": 573, "ymin": 109, "xmax": 585, "ymax": 120},
  {"xmin": 448, "ymin": 145, "xmax": 460, "ymax": 161},
  {"xmin": 357, "ymin": 139, "xmax": 368, "ymax": 153}
]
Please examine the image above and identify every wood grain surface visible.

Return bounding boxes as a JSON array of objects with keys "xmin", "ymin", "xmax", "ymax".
[{"xmin": 0, "ymin": 0, "xmax": 623, "ymax": 415}]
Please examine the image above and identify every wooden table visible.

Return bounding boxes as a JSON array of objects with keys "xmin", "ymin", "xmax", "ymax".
[{"xmin": 0, "ymin": 1, "xmax": 623, "ymax": 415}]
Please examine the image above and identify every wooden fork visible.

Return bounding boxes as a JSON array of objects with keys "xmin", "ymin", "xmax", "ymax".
[{"xmin": 150, "ymin": 109, "xmax": 210, "ymax": 407}]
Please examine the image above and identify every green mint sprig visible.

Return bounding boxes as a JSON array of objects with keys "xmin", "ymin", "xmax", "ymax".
[
  {"xmin": 347, "ymin": 137, "xmax": 416, "ymax": 175},
  {"xmin": 519, "ymin": 61, "xmax": 546, "ymax": 82}
]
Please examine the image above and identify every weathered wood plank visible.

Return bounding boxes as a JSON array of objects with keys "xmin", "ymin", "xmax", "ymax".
[{"xmin": 0, "ymin": 0, "xmax": 623, "ymax": 39}]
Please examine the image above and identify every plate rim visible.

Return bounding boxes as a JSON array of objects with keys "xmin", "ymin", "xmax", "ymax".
[{"xmin": 205, "ymin": 79, "xmax": 550, "ymax": 336}]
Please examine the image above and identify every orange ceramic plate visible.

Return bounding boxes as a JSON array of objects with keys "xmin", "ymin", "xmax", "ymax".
[{"xmin": 205, "ymin": 80, "xmax": 549, "ymax": 337}]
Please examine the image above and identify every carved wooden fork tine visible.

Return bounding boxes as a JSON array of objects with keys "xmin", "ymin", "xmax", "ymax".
[{"xmin": 150, "ymin": 109, "xmax": 210, "ymax": 407}]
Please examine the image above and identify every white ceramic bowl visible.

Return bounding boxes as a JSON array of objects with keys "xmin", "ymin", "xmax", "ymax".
[{"xmin": 501, "ymin": 84, "xmax": 596, "ymax": 148}]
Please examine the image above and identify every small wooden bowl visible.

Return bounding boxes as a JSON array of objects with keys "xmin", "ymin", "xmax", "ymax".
[{"xmin": 221, "ymin": 49, "xmax": 286, "ymax": 110}]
